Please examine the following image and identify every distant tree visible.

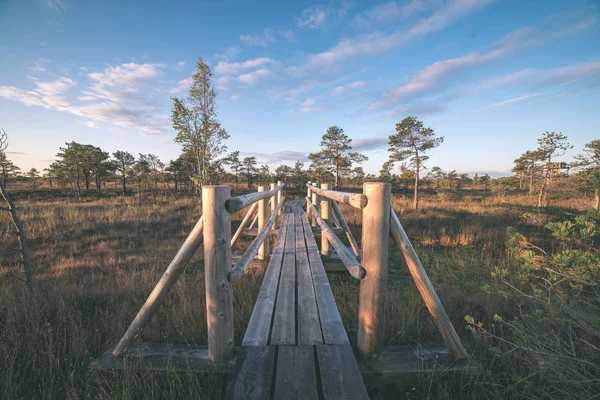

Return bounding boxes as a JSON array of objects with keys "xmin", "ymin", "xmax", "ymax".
[
  {"xmin": 258, "ymin": 165, "xmax": 271, "ymax": 184},
  {"xmin": 536, "ymin": 132, "xmax": 572, "ymax": 207},
  {"xmin": 388, "ymin": 117, "xmax": 444, "ymax": 210},
  {"xmin": 480, "ymin": 173, "xmax": 491, "ymax": 191},
  {"xmin": 0, "ymin": 129, "xmax": 33, "ymax": 288},
  {"xmin": 308, "ymin": 126, "xmax": 367, "ymax": 189},
  {"xmin": 26, "ymin": 168, "xmax": 41, "ymax": 190},
  {"xmin": 0, "ymin": 151, "xmax": 21, "ymax": 187},
  {"xmin": 113, "ymin": 150, "xmax": 135, "ymax": 195},
  {"xmin": 171, "ymin": 58, "xmax": 229, "ymax": 188},
  {"xmin": 378, "ymin": 160, "xmax": 394, "ymax": 182},
  {"xmin": 514, "ymin": 150, "xmax": 546, "ymax": 194},
  {"xmin": 225, "ymin": 151, "xmax": 243, "ymax": 188},
  {"xmin": 574, "ymin": 139, "xmax": 600, "ymax": 209},
  {"xmin": 128, "ymin": 156, "xmax": 151, "ymax": 204},
  {"xmin": 275, "ymin": 164, "xmax": 293, "ymax": 183},
  {"xmin": 242, "ymin": 156, "xmax": 258, "ymax": 188},
  {"xmin": 293, "ymin": 161, "xmax": 305, "ymax": 188},
  {"xmin": 350, "ymin": 166, "xmax": 365, "ymax": 186}
]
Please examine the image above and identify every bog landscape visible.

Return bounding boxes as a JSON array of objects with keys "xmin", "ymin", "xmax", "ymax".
[{"xmin": 1, "ymin": 1, "xmax": 599, "ymax": 399}]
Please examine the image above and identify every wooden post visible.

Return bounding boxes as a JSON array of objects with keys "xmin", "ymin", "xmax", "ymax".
[
  {"xmin": 258, "ymin": 185, "xmax": 270, "ymax": 260},
  {"xmin": 277, "ymin": 180, "xmax": 283, "ymax": 221},
  {"xmin": 311, "ymin": 185, "xmax": 319, "ymax": 228},
  {"xmin": 202, "ymin": 186, "xmax": 234, "ymax": 362},
  {"xmin": 320, "ymin": 183, "xmax": 331, "ymax": 256},
  {"xmin": 306, "ymin": 181, "xmax": 312, "ymax": 216},
  {"xmin": 357, "ymin": 182, "xmax": 391, "ymax": 361},
  {"xmin": 270, "ymin": 183, "xmax": 277, "ymax": 229}
]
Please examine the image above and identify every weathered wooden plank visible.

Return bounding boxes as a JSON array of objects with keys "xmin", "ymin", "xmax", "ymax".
[
  {"xmin": 274, "ymin": 346, "xmax": 319, "ymax": 400},
  {"xmin": 225, "ymin": 183, "xmax": 284, "ymax": 213},
  {"xmin": 242, "ymin": 214, "xmax": 290, "ymax": 346},
  {"xmin": 295, "ymin": 213, "xmax": 324, "ymax": 345},
  {"xmin": 225, "ymin": 346, "xmax": 276, "ymax": 400},
  {"xmin": 316, "ymin": 345, "xmax": 369, "ymax": 400},
  {"xmin": 299, "ymin": 212, "xmax": 349, "ymax": 345},
  {"xmin": 359, "ymin": 344, "xmax": 481, "ymax": 382},
  {"xmin": 93, "ymin": 343, "xmax": 231, "ymax": 373},
  {"xmin": 270, "ymin": 213, "xmax": 296, "ymax": 345},
  {"xmin": 306, "ymin": 183, "xmax": 368, "ymax": 209}
]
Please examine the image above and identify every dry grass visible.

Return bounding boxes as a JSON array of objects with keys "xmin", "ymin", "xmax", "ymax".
[{"xmin": 0, "ymin": 185, "xmax": 597, "ymax": 399}]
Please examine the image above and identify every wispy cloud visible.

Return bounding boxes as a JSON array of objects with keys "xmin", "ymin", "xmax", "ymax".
[
  {"xmin": 330, "ymin": 81, "xmax": 365, "ymax": 95},
  {"xmin": 367, "ymin": 16, "xmax": 597, "ymax": 111},
  {"xmin": 6, "ymin": 151, "xmax": 27, "ymax": 155},
  {"xmin": 299, "ymin": 96, "xmax": 322, "ymax": 112},
  {"xmin": 241, "ymin": 150, "xmax": 309, "ymax": 164},
  {"xmin": 28, "ymin": 57, "xmax": 51, "ymax": 73},
  {"xmin": 45, "ymin": 0, "xmax": 65, "ymax": 12},
  {"xmin": 240, "ymin": 29, "xmax": 275, "ymax": 47},
  {"xmin": 238, "ymin": 68, "xmax": 274, "ymax": 85},
  {"xmin": 352, "ymin": 136, "xmax": 389, "ymax": 152},
  {"xmin": 296, "ymin": 1, "xmax": 354, "ymax": 29},
  {"xmin": 169, "ymin": 77, "xmax": 193, "ymax": 94},
  {"xmin": 288, "ymin": 0, "xmax": 493, "ymax": 74},
  {"xmin": 351, "ymin": 0, "xmax": 440, "ymax": 30},
  {"xmin": 0, "ymin": 62, "xmax": 171, "ymax": 136},
  {"xmin": 79, "ymin": 120, "xmax": 99, "ymax": 128},
  {"xmin": 215, "ymin": 57, "xmax": 276, "ymax": 75}
]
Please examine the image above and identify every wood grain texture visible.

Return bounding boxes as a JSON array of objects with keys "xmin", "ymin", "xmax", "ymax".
[
  {"xmin": 274, "ymin": 346, "xmax": 319, "ymax": 400},
  {"xmin": 225, "ymin": 183, "xmax": 284, "ymax": 213},
  {"xmin": 203, "ymin": 186, "xmax": 234, "ymax": 362},
  {"xmin": 295, "ymin": 212, "xmax": 324, "ymax": 345},
  {"xmin": 299, "ymin": 211, "xmax": 349, "ymax": 345},
  {"xmin": 270, "ymin": 213, "xmax": 296, "ymax": 345},
  {"xmin": 332, "ymin": 200, "xmax": 361, "ymax": 257},
  {"xmin": 231, "ymin": 202, "xmax": 257, "ymax": 247},
  {"xmin": 306, "ymin": 183, "xmax": 368, "ymax": 209},
  {"xmin": 317, "ymin": 345, "xmax": 369, "ymax": 400},
  {"xmin": 257, "ymin": 186, "xmax": 270, "ymax": 260},
  {"xmin": 242, "ymin": 214, "xmax": 290, "ymax": 346},
  {"xmin": 320, "ymin": 183, "xmax": 331, "ymax": 257},
  {"xmin": 225, "ymin": 346, "xmax": 276, "ymax": 400},
  {"xmin": 306, "ymin": 198, "xmax": 365, "ymax": 280},
  {"xmin": 390, "ymin": 209, "xmax": 468, "ymax": 359},
  {"xmin": 357, "ymin": 182, "xmax": 390, "ymax": 361}
]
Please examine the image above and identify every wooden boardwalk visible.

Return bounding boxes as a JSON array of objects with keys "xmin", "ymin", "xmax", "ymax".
[{"xmin": 226, "ymin": 200, "xmax": 369, "ymax": 400}]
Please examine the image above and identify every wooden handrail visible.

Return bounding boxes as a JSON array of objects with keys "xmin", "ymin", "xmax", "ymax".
[
  {"xmin": 331, "ymin": 201, "xmax": 361, "ymax": 257},
  {"xmin": 113, "ymin": 216, "xmax": 204, "ymax": 357},
  {"xmin": 390, "ymin": 208, "xmax": 468, "ymax": 360},
  {"xmin": 229, "ymin": 196, "xmax": 286, "ymax": 282},
  {"xmin": 306, "ymin": 197, "xmax": 365, "ymax": 280},
  {"xmin": 225, "ymin": 183, "xmax": 285, "ymax": 213},
  {"xmin": 231, "ymin": 202, "xmax": 258, "ymax": 247},
  {"xmin": 306, "ymin": 183, "xmax": 367, "ymax": 209}
]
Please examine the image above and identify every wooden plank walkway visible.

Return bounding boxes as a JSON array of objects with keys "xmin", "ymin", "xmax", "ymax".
[{"xmin": 227, "ymin": 200, "xmax": 369, "ymax": 400}]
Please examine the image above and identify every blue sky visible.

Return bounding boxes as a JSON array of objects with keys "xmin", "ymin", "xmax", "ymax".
[{"xmin": 0, "ymin": 0, "xmax": 599, "ymax": 176}]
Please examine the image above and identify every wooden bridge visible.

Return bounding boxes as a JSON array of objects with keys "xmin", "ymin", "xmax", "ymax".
[{"xmin": 94, "ymin": 182, "xmax": 479, "ymax": 399}]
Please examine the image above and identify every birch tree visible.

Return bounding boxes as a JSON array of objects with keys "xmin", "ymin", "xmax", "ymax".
[{"xmin": 171, "ymin": 58, "xmax": 229, "ymax": 189}]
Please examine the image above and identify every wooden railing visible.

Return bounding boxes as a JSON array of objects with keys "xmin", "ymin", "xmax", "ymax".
[
  {"xmin": 112, "ymin": 182, "xmax": 285, "ymax": 361},
  {"xmin": 306, "ymin": 181, "xmax": 468, "ymax": 361}
]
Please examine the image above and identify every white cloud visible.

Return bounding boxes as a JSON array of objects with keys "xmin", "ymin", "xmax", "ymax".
[
  {"xmin": 0, "ymin": 76, "xmax": 74, "ymax": 110},
  {"xmin": 215, "ymin": 57, "xmax": 275, "ymax": 75},
  {"xmin": 241, "ymin": 151, "xmax": 309, "ymax": 164},
  {"xmin": 297, "ymin": 4, "xmax": 329, "ymax": 29},
  {"xmin": 478, "ymin": 93, "xmax": 540, "ymax": 111},
  {"xmin": 238, "ymin": 68, "xmax": 274, "ymax": 85},
  {"xmin": 28, "ymin": 57, "xmax": 51, "ymax": 73},
  {"xmin": 352, "ymin": 136, "xmax": 389, "ymax": 151},
  {"xmin": 351, "ymin": 0, "xmax": 440, "ymax": 30},
  {"xmin": 169, "ymin": 77, "xmax": 193, "ymax": 94},
  {"xmin": 367, "ymin": 18, "xmax": 597, "ymax": 111},
  {"xmin": 288, "ymin": 0, "xmax": 493, "ymax": 74},
  {"xmin": 279, "ymin": 30, "xmax": 296, "ymax": 41},
  {"xmin": 330, "ymin": 81, "xmax": 365, "ymax": 95},
  {"xmin": 80, "ymin": 120, "xmax": 99, "ymax": 128},
  {"xmin": 45, "ymin": 0, "xmax": 65, "ymax": 11},
  {"xmin": 215, "ymin": 46, "xmax": 241, "ymax": 61},
  {"xmin": 240, "ymin": 29, "xmax": 275, "ymax": 47},
  {"xmin": 299, "ymin": 96, "xmax": 322, "ymax": 112}
]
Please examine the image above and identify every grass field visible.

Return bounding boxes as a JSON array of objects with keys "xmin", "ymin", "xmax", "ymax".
[{"xmin": 1, "ymin": 184, "xmax": 598, "ymax": 399}]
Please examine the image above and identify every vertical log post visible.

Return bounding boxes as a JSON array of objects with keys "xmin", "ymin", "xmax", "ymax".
[
  {"xmin": 258, "ymin": 185, "xmax": 270, "ymax": 260},
  {"xmin": 357, "ymin": 182, "xmax": 391, "ymax": 361},
  {"xmin": 202, "ymin": 186, "xmax": 234, "ymax": 362},
  {"xmin": 270, "ymin": 182, "xmax": 277, "ymax": 229},
  {"xmin": 307, "ymin": 181, "xmax": 312, "ymax": 216},
  {"xmin": 320, "ymin": 183, "xmax": 331, "ymax": 256},
  {"xmin": 277, "ymin": 180, "xmax": 283, "ymax": 221},
  {"xmin": 311, "ymin": 184, "xmax": 319, "ymax": 228}
]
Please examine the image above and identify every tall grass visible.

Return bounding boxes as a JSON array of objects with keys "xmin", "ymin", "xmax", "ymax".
[{"xmin": 0, "ymin": 186, "xmax": 597, "ymax": 399}]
